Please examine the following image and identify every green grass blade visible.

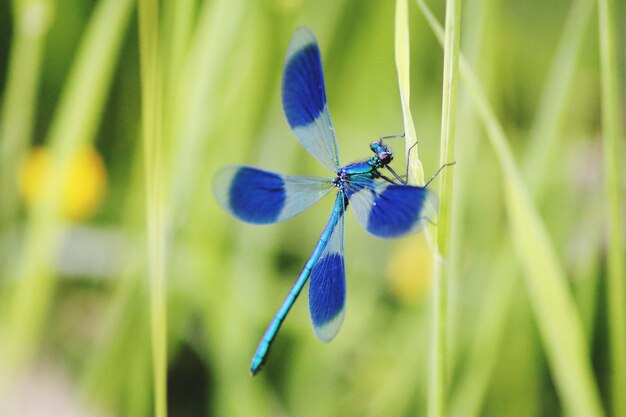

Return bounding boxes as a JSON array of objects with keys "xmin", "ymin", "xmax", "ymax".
[
  {"xmin": 416, "ymin": 1, "xmax": 605, "ymax": 415},
  {"xmin": 395, "ymin": 3, "xmax": 437, "ymax": 414},
  {"xmin": 598, "ymin": 0, "xmax": 626, "ymax": 415},
  {"xmin": 430, "ymin": 0, "xmax": 462, "ymax": 416},
  {"xmin": 395, "ymin": 0, "xmax": 425, "ymax": 186},
  {"xmin": 138, "ymin": 0, "xmax": 168, "ymax": 414},
  {"xmin": 435, "ymin": 0, "xmax": 461, "ymax": 256},
  {"xmin": 0, "ymin": 0, "xmax": 52, "ymax": 227},
  {"xmin": 523, "ymin": 0, "xmax": 595, "ymax": 194},
  {"xmin": 446, "ymin": 0, "xmax": 497, "ymax": 410},
  {"xmin": 396, "ymin": 1, "xmax": 461, "ymax": 415}
]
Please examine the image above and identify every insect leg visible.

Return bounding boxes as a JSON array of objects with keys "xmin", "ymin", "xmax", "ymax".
[
  {"xmin": 424, "ymin": 161, "xmax": 456, "ymax": 187},
  {"xmin": 377, "ymin": 133, "xmax": 405, "ymax": 144}
]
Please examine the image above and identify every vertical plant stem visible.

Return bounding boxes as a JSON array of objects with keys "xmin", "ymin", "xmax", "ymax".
[
  {"xmin": 395, "ymin": 2, "xmax": 461, "ymax": 415},
  {"xmin": 0, "ymin": 0, "xmax": 51, "ymax": 227},
  {"xmin": 598, "ymin": 0, "xmax": 626, "ymax": 415},
  {"xmin": 429, "ymin": 1, "xmax": 461, "ymax": 416},
  {"xmin": 395, "ymin": 0, "xmax": 425, "ymax": 186},
  {"xmin": 138, "ymin": 0, "xmax": 167, "ymax": 415},
  {"xmin": 394, "ymin": 6, "xmax": 434, "ymax": 412}
]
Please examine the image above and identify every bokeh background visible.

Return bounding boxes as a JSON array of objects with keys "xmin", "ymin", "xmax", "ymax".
[{"xmin": 0, "ymin": 0, "xmax": 624, "ymax": 416}]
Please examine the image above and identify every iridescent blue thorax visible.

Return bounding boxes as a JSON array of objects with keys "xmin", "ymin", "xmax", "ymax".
[{"xmin": 333, "ymin": 142, "xmax": 394, "ymax": 189}]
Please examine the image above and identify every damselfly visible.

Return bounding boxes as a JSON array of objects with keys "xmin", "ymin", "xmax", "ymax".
[{"xmin": 213, "ymin": 27, "xmax": 442, "ymax": 375}]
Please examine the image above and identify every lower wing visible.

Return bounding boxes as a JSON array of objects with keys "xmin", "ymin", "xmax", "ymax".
[
  {"xmin": 309, "ymin": 196, "xmax": 346, "ymax": 342},
  {"xmin": 212, "ymin": 166, "xmax": 334, "ymax": 224},
  {"xmin": 345, "ymin": 178, "xmax": 437, "ymax": 238}
]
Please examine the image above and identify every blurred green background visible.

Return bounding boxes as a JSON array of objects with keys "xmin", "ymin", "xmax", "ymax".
[{"xmin": 0, "ymin": 0, "xmax": 624, "ymax": 416}]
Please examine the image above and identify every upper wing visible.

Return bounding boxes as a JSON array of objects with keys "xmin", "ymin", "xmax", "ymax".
[
  {"xmin": 345, "ymin": 178, "xmax": 438, "ymax": 238},
  {"xmin": 309, "ymin": 196, "xmax": 346, "ymax": 342},
  {"xmin": 212, "ymin": 166, "xmax": 334, "ymax": 224},
  {"xmin": 282, "ymin": 27, "xmax": 340, "ymax": 172}
]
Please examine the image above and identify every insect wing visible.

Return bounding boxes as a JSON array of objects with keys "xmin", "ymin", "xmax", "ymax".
[
  {"xmin": 346, "ymin": 178, "xmax": 437, "ymax": 238},
  {"xmin": 282, "ymin": 27, "xmax": 340, "ymax": 172},
  {"xmin": 309, "ymin": 198, "xmax": 346, "ymax": 342},
  {"xmin": 212, "ymin": 166, "xmax": 334, "ymax": 224}
]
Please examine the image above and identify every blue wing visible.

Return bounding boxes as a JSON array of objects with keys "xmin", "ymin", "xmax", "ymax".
[
  {"xmin": 283, "ymin": 27, "xmax": 340, "ymax": 172},
  {"xmin": 212, "ymin": 166, "xmax": 334, "ymax": 224},
  {"xmin": 345, "ymin": 178, "xmax": 437, "ymax": 238},
  {"xmin": 309, "ymin": 197, "xmax": 346, "ymax": 342}
]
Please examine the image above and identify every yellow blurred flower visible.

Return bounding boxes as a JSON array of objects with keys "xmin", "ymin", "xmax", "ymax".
[
  {"xmin": 388, "ymin": 233, "xmax": 434, "ymax": 305},
  {"xmin": 19, "ymin": 146, "xmax": 107, "ymax": 221}
]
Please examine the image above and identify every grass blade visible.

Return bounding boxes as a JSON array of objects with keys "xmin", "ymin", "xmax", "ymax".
[
  {"xmin": 396, "ymin": 1, "xmax": 461, "ymax": 415},
  {"xmin": 430, "ymin": 0, "xmax": 461, "ymax": 416},
  {"xmin": 597, "ymin": 0, "xmax": 626, "ymax": 415},
  {"xmin": 0, "ymin": 0, "xmax": 52, "ymax": 226},
  {"xmin": 138, "ymin": 0, "xmax": 168, "ymax": 415},
  {"xmin": 523, "ymin": 0, "xmax": 595, "ymax": 194},
  {"xmin": 435, "ymin": 0, "xmax": 461, "ymax": 258},
  {"xmin": 395, "ymin": 0, "xmax": 424, "ymax": 186}
]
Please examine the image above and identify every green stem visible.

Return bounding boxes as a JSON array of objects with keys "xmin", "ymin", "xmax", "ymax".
[
  {"xmin": 138, "ymin": 0, "xmax": 168, "ymax": 415},
  {"xmin": 428, "ymin": 1, "xmax": 461, "ymax": 416},
  {"xmin": 598, "ymin": 0, "xmax": 626, "ymax": 415},
  {"xmin": 435, "ymin": 0, "xmax": 461, "ymax": 259},
  {"xmin": 0, "ymin": 0, "xmax": 51, "ymax": 228},
  {"xmin": 394, "ymin": 0, "xmax": 425, "ymax": 186}
]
